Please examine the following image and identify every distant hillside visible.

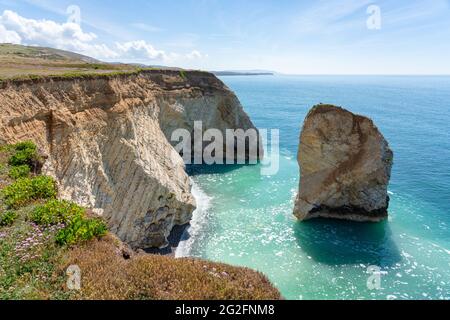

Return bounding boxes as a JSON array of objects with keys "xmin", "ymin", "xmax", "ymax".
[
  {"xmin": 0, "ymin": 44, "xmax": 276, "ymax": 81},
  {"xmin": 0, "ymin": 43, "xmax": 100, "ymax": 63},
  {"xmin": 0, "ymin": 44, "xmax": 139, "ymax": 80}
]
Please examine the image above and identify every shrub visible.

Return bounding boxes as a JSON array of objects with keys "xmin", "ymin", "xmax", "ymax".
[
  {"xmin": 30, "ymin": 200, "xmax": 107, "ymax": 245},
  {"xmin": 31, "ymin": 176, "xmax": 57, "ymax": 199},
  {"xmin": 0, "ymin": 210, "xmax": 17, "ymax": 226},
  {"xmin": 13, "ymin": 141, "xmax": 36, "ymax": 152},
  {"xmin": 65, "ymin": 236, "xmax": 282, "ymax": 300},
  {"xmin": 8, "ymin": 165, "xmax": 30, "ymax": 179},
  {"xmin": 8, "ymin": 141, "xmax": 38, "ymax": 167},
  {"xmin": 55, "ymin": 217, "xmax": 107, "ymax": 245},
  {"xmin": 30, "ymin": 199, "xmax": 84, "ymax": 226},
  {"xmin": 1, "ymin": 176, "xmax": 56, "ymax": 208},
  {"xmin": 2, "ymin": 178, "xmax": 33, "ymax": 208}
]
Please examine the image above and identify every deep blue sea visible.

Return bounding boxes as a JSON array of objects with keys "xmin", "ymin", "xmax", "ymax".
[{"xmin": 177, "ymin": 75, "xmax": 450, "ymax": 300}]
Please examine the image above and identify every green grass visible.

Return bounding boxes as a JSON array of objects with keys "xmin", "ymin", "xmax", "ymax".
[
  {"xmin": 0, "ymin": 67, "xmax": 160, "ymax": 84},
  {"xmin": 38, "ymin": 62, "xmax": 124, "ymax": 70}
]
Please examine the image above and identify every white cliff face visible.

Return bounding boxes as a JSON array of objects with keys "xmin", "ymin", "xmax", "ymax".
[
  {"xmin": 294, "ymin": 104, "xmax": 394, "ymax": 222},
  {"xmin": 0, "ymin": 70, "xmax": 258, "ymax": 249}
]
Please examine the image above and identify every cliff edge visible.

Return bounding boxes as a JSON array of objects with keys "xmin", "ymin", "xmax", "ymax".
[{"xmin": 0, "ymin": 69, "xmax": 258, "ymax": 249}]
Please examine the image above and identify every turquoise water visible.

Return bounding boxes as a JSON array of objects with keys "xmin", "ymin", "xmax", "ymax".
[{"xmin": 177, "ymin": 76, "xmax": 450, "ymax": 300}]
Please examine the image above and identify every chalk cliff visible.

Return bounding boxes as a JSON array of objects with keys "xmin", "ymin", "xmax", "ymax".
[
  {"xmin": 0, "ymin": 70, "xmax": 258, "ymax": 249},
  {"xmin": 293, "ymin": 104, "xmax": 393, "ymax": 222}
]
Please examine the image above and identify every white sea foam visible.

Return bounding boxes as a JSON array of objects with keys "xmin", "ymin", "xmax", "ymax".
[{"xmin": 175, "ymin": 179, "xmax": 212, "ymax": 258}]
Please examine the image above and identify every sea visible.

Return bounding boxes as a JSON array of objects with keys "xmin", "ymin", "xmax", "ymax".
[{"xmin": 176, "ymin": 75, "xmax": 450, "ymax": 300}]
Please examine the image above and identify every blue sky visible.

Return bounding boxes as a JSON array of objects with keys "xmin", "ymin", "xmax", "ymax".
[{"xmin": 1, "ymin": 0, "xmax": 450, "ymax": 74}]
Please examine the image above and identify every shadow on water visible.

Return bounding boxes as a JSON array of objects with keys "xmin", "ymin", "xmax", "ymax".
[
  {"xmin": 186, "ymin": 163, "xmax": 256, "ymax": 176},
  {"xmin": 145, "ymin": 224, "xmax": 189, "ymax": 256},
  {"xmin": 294, "ymin": 219, "xmax": 402, "ymax": 267}
]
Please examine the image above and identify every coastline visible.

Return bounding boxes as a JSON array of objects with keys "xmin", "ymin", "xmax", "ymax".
[
  {"xmin": 144, "ymin": 224, "xmax": 189, "ymax": 257},
  {"xmin": 145, "ymin": 179, "xmax": 212, "ymax": 258}
]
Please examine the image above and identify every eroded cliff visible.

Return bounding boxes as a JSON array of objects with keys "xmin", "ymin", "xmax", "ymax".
[
  {"xmin": 294, "ymin": 104, "xmax": 394, "ymax": 222},
  {"xmin": 0, "ymin": 70, "xmax": 258, "ymax": 249}
]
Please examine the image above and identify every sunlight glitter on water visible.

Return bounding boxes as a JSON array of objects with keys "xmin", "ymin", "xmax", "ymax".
[{"xmin": 176, "ymin": 76, "xmax": 450, "ymax": 300}]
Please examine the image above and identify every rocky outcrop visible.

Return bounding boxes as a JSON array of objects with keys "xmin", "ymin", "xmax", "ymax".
[
  {"xmin": 293, "ymin": 104, "xmax": 393, "ymax": 222},
  {"xmin": 0, "ymin": 70, "xmax": 258, "ymax": 249}
]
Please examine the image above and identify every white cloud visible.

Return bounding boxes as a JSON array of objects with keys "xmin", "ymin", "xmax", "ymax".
[
  {"xmin": 0, "ymin": 9, "xmax": 117, "ymax": 58},
  {"xmin": 0, "ymin": 10, "xmax": 96, "ymax": 43},
  {"xmin": 0, "ymin": 24, "xmax": 21, "ymax": 43},
  {"xmin": 0, "ymin": 10, "xmax": 205, "ymax": 64},
  {"xmin": 115, "ymin": 40, "xmax": 168, "ymax": 61},
  {"xmin": 186, "ymin": 50, "xmax": 202, "ymax": 60},
  {"xmin": 113, "ymin": 42, "xmax": 206, "ymax": 64}
]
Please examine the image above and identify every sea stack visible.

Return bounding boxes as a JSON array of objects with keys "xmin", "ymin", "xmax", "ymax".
[{"xmin": 293, "ymin": 104, "xmax": 393, "ymax": 222}]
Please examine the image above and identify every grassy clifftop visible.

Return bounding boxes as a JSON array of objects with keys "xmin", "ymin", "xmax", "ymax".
[
  {"xmin": 0, "ymin": 44, "xmax": 211, "ymax": 85},
  {"xmin": 0, "ymin": 43, "xmax": 148, "ymax": 81},
  {"xmin": 0, "ymin": 44, "xmax": 100, "ymax": 63},
  {"xmin": 0, "ymin": 142, "xmax": 281, "ymax": 300}
]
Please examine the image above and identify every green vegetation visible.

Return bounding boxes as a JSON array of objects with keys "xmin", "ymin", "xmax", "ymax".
[
  {"xmin": 0, "ymin": 141, "xmax": 106, "ymax": 299},
  {"xmin": 0, "ymin": 67, "xmax": 159, "ymax": 85},
  {"xmin": 2, "ymin": 176, "xmax": 57, "ymax": 209},
  {"xmin": 55, "ymin": 216, "xmax": 107, "ymax": 245},
  {"xmin": 6, "ymin": 141, "xmax": 40, "ymax": 181},
  {"xmin": 0, "ymin": 210, "xmax": 17, "ymax": 226},
  {"xmin": 8, "ymin": 165, "xmax": 30, "ymax": 179},
  {"xmin": 8, "ymin": 141, "xmax": 38, "ymax": 167},
  {"xmin": 30, "ymin": 200, "xmax": 84, "ymax": 226},
  {"xmin": 0, "ymin": 214, "xmax": 71, "ymax": 299},
  {"xmin": 30, "ymin": 200, "xmax": 107, "ymax": 245},
  {"xmin": 1, "ymin": 141, "xmax": 45, "ymax": 203}
]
